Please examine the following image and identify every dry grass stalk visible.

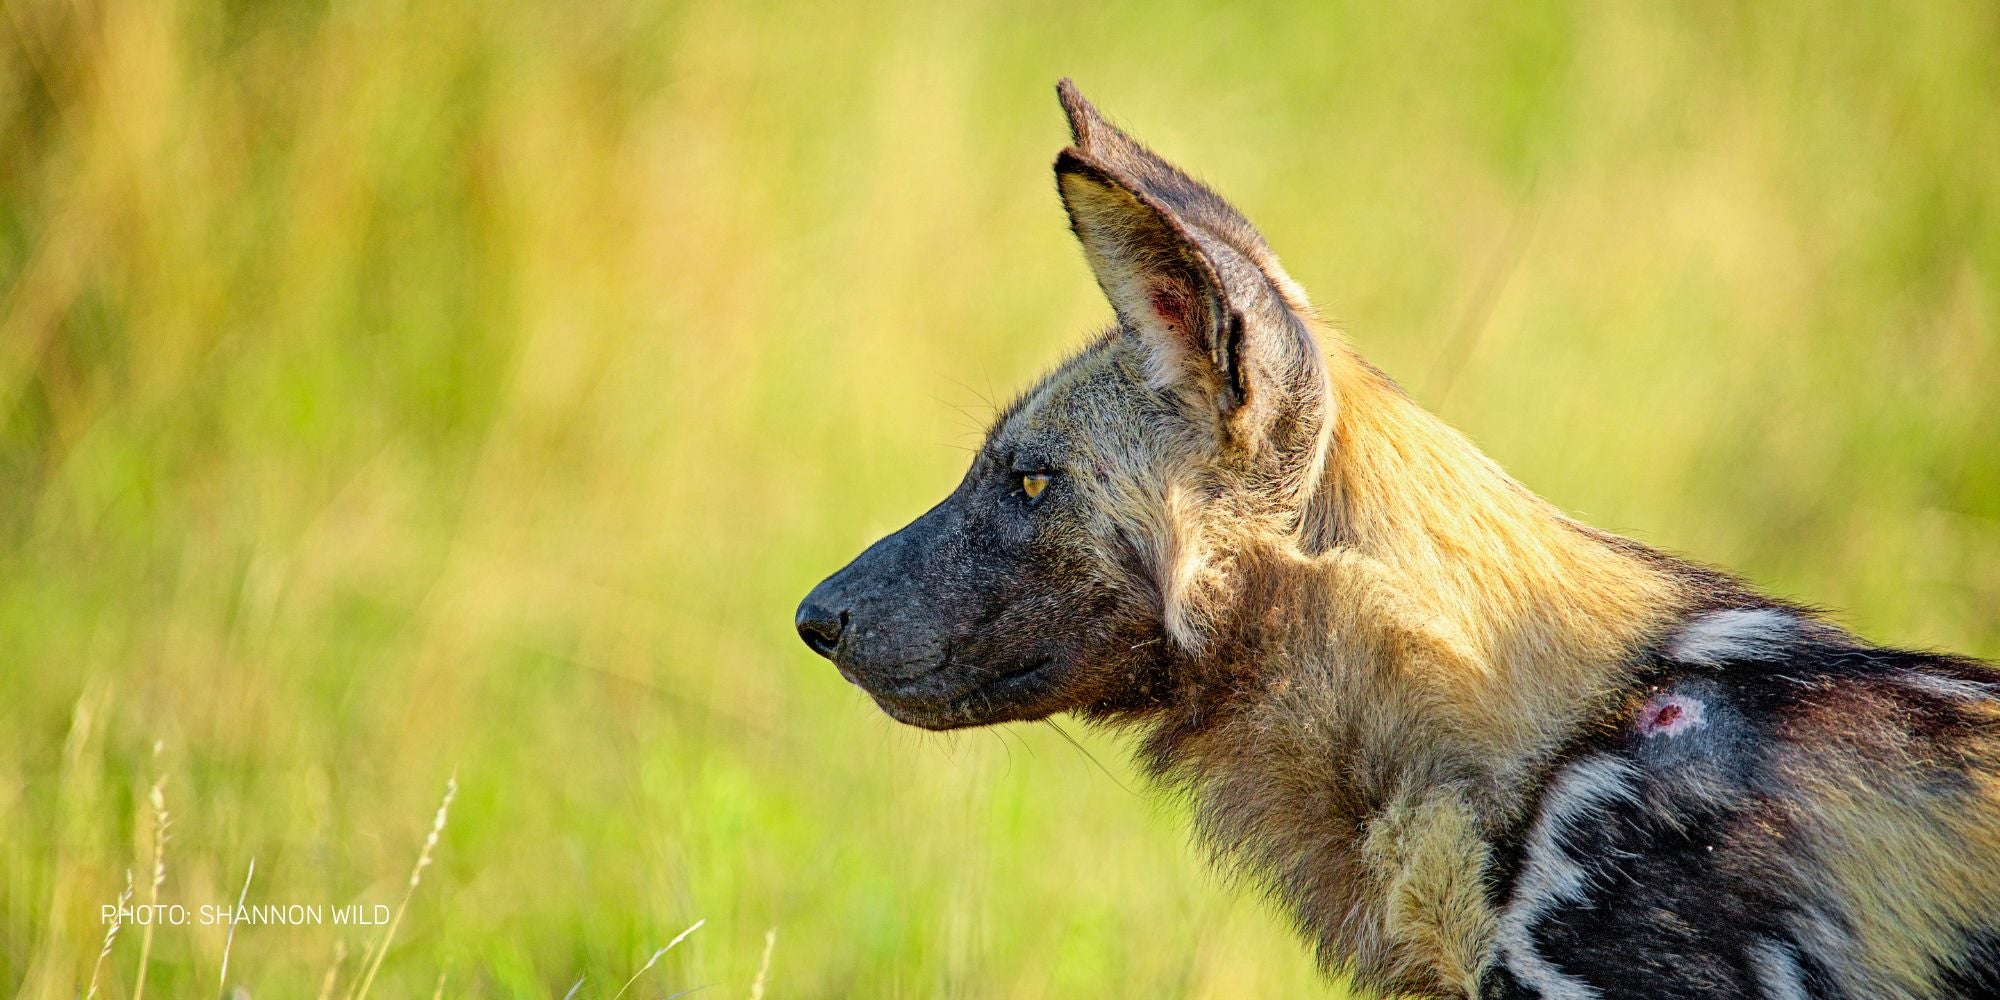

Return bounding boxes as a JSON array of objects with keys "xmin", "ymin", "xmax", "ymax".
[
  {"xmin": 217, "ymin": 857, "xmax": 256, "ymax": 996},
  {"xmin": 352, "ymin": 772, "xmax": 457, "ymax": 1000},
  {"xmin": 611, "ymin": 918, "xmax": 705, "ymax": 1000},
  {"xmin": 133, "ymin": 748, "xmax": 171, "ymax": 1000},
  {"xmin": 84, "ymin": 869, "xmax": 134, "ymax": 1000},
  {"xmin": 749, "ymin": 927, "xmax": 776, "ymax": 1000},
  {"xmin": 316, "ymin": 938, "xmax": 348, "ymax": 1000}
]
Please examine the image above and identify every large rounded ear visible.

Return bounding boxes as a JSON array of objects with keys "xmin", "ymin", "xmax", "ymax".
[{"xmin": 1053, "ymin": 82, "xmax": 1324, "ymax": 457}]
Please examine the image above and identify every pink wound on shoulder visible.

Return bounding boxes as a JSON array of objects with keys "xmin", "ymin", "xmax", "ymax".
[{"xmin": 1638, "ymin": 693, "xmax": 1705, "ymax": 737}]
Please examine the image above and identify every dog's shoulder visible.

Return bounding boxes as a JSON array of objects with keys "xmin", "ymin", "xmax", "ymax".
[{"xmin": 1483, "ymin": 605, "xmax": 2000, "ymax": 999}]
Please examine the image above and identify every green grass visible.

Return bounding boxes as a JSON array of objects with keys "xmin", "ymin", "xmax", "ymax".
[{"xmin": 2, "ymin": 1, "xmax": 1997, "ymax": 996}]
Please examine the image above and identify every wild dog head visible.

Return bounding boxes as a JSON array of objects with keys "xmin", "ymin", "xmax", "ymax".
[{"xmin": 797, "ymin": 81, "xmax": 1335, "ymax": 730}]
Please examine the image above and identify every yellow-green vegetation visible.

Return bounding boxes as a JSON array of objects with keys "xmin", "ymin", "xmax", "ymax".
[{"xmin": 2, "ymin": 2, "xmax": 1997, "ymax": 996}]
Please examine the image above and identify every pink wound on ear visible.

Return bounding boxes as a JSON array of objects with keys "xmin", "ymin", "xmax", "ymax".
[
  {"xmin": 1148, "ymin": 283, "xmax": 1193, "ymax": 335},
  {"xmin": 1638, "ymin": 693, "xmax": 1705, "ymax": 737}
]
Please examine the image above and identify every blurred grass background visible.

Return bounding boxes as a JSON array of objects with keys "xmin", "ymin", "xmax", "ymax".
[{"xmin": 1, "ymin": 0, "xmax": 1997, "ymax": 996}]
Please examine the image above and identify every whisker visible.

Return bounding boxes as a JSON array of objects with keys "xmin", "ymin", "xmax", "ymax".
[{"xmin": 1042, "ymin": 720, "xmax": 1139, "ymax": 797}]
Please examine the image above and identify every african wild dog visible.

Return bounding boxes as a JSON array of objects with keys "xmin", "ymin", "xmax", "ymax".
[{"xmin": 795, "ymin": 81, "xmax": 2000, "ymax": 999}]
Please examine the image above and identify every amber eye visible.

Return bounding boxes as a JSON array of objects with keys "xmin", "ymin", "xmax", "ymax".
[{"xmin": 1021, "ymin": 472, "xmax": 1052, "ymax": 501}]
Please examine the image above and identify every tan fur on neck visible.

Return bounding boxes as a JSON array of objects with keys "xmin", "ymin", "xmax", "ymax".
[
  {"xmin": 1317, "ymin": 346, "xmax": 1685, "ymax": 803},
  {"xmin": 1140, "ymin": 336, "xmax": 1688, "ymax": 997}
]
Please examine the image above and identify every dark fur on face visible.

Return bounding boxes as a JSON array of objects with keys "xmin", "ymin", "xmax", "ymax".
[
  {"xmin": 797, "ymin": 82, "xmax": 2000, "ymax": 998},
  {"xmin": 797, "ymin": 334, "xmax": 1175, "ymax": 729}
]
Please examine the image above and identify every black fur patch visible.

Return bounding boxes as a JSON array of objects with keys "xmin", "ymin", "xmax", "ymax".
[
  {"xmin": 1936, "ymin": 925, "xmax": 2000, "ymax": 998},
  {"xmin": 1485, "ymin": 607, "xmax": 2000, "ymax": 998}
]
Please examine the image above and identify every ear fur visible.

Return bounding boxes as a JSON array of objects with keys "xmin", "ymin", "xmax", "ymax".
[
  {"xmin": 1057, "ymin": 78, "xmax": 1115, "ymax": 151},
  {"xmin": 1055, "ymin": 150, "xmax": 1248, "ymax": 409},
  {"xmin": 1052, "ymin": 81, "xmax": 1327, "ymax": 460},
  {"xmin": 1056, "ymin": 79, "xmax": 1314, "ymax": 314}
]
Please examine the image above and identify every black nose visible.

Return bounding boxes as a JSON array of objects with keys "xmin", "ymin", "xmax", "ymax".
[{"xmin": 795, "ymin": 601, "xmax": 847, "ymax": 659}]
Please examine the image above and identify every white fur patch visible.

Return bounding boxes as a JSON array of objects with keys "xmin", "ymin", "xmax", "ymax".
[
  {"xmin": 1496, "ymin": 755, "xmax": 1641, "ymax": 1000},
  {"xmin": 1149, "ymin": 483, "xmax": 1211, "ymax": 654},
  {"xmin": 1668, "ymin": 609, "xmax": 1796, "ymax": 664},
  {"xmin": 1747, "ymin": 938, "xmax": 1811, "ymax": 1000},
  {"xmin": 1788, "ymin": 911, "xmax": 1857, "ymax": 994},
  {"xmin": 1262, "ymin": 250, "xmax": 1313, "ymax": 313},
  {"xmin": 1900, "ymin": 672, "xmax": 1999, "ymax": 703}
]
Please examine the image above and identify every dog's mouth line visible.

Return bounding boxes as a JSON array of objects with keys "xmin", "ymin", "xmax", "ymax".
[
  {"xmin": 934, "ymin": 657, "xmax": 1055, "ymax": 719},
  {"xmin": 967, "ymin": 657, "xmax": 1052, "ymax": 693},
  {"xmin": 868, "ymin": 656, "xmax": 1057, "ymax": 722}
]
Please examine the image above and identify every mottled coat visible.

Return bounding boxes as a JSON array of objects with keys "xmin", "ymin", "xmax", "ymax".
[{"xmin": 797, "ymin": 82, "xmax": 2000, "ymax": 998}]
